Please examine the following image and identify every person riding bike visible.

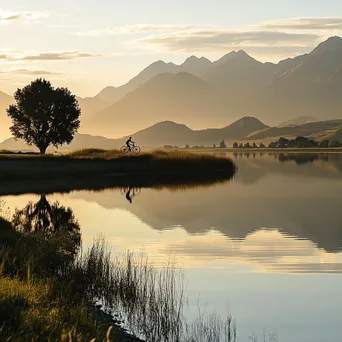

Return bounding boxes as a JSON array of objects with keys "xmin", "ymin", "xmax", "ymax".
[{"xmin": 126, "ymin": 137, "xmax": 135, "ymax": 151}]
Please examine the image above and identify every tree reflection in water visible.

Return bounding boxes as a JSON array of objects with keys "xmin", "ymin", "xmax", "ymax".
[
  {"xmin": 120, "ymin": 187, "xmax": 142, "ymax": 204},
  {"xmin": 11, "ymin": 194, "xmax": 81, "ymax": 264}
]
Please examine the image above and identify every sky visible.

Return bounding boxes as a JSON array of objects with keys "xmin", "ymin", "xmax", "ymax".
[{"xmin": 1, "ymin": 0, "xmax": 342, "ymax": 97}]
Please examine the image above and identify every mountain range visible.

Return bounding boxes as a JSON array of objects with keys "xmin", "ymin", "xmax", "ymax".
[
  {"xmin": 80, "ymin": 36, "xmax": 342, "ymax": 137},
  {"xmin": 1, "ymin": 36, "xmax": 342, "ymax": 141},
  {"xmin": 3, "ymin": 116, "xmax": 342, "ymax": 151}
]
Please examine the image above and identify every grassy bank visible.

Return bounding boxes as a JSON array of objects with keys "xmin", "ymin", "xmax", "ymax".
[
  {"xmin": 0, "ymin": 208, "xmax": 238, "ymax": 342},
  {"xmin": 0, "ymin": 149, "xmax": 236, "ymax": 182},
  {"xmin": 0, "ymin": 214, "xmax": 142, "ymax": 342}
]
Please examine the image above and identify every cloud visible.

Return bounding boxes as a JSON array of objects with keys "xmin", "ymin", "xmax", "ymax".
[
  {"xmin": 9, "ymin": 69, "xmax": 64, "ymax": 75},
  {"xmin": 75, "ymin": 24, "xmax": 197, "ymax": 37},
  {"xmin": 262, "ymin": 17, "xmax": 342, "ymax": 31},
  {"xmin": 0, "ymin": 51, "xmax": 102, "ymax": 62},
  {"xmin": 19, "ymin": 52, "xmax": 100, "ymax": 61},
  {"xmin": 125, "ymin": 17, "xmax": 342, "ymax": 61},
  {"xmin": 0, "ymin": 10, "xmax": 49, "ymax": 22},
  {"xmin": 140, "ymin": 30, "xmax": 320, "ymax": 52}
]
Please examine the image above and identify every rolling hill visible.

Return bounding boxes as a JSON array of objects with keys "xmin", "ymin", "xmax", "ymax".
[
  {"xmin": 0, "ymin": 117, "xmax": 268, "ymax": 151},
  {"xmin": 2, "ymin": 116, "xmax": 342, "ymax": 151},
  {"xmin": 278, "ymin": 116, "xmax": 317, "ymax": 128},
  {"xmin": 0, "ymin": 91, "xmax": 13, "ymax": 141},
  {"xmin": 0, "ymin": 133, "xmax": 120, "ymax": 152},
  {"xmin": 247, "ymin": 119, "xmax": 342, "ymax": 141}
]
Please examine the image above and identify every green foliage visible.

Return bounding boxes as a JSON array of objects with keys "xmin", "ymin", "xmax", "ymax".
[
  {"xmin": 7, "ymin": 79, "xmax": 80, "ymax": 154},
  {"xmin": 268, "ymin": 136, "xmax": 320, "ymax": 148}
]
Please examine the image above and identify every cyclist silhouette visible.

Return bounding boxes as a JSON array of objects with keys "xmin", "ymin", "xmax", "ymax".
[
  {"xmin": 124, "ymin": 187, "xmax": 141, "ymax": 204},
  {"xmin": 125, "ymin": 188, "xmax": 133, "ymax": 204},
  {"xmin": 126, "ymin": 137, "xmax": 135, "ymax": 151}
]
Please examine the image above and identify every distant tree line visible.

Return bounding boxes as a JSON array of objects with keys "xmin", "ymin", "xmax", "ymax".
[
  {"xmin": 267, "ymin": 136, "xmax": 342, "ymax": 148},
  {"xmin": 233, "ymin": 142, "xmax": 265, "ymax": 148},
  {"xmin": 233, "ymin": 136, "xmax": 342, "ymax": 149}
]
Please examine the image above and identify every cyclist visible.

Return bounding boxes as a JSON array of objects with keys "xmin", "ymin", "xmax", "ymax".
[
  {"xmin": 126, "ymin": 137, "xmax": 135, "ymax": 151},
  {"xmin": 125, "ymin": 188, "xmax": 133, "ymax": 204}
]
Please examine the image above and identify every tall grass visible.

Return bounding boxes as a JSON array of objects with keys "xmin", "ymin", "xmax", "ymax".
[
  {"xmin": 72, "ymin": 239, "xmax": 237, "ymax": 342},
  {"xmin": 1, "ymin": 202, "xmax": 238, "ymax": 342}
]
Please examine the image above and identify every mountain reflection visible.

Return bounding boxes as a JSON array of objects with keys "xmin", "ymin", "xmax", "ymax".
[{"xmin": 2, "ymin": 153, "xmax": 342, "ymax": 274}]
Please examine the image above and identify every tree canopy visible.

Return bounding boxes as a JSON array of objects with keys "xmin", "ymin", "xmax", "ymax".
[{"xmin": 7, "ymin": 79, "xmax": 81, "ymax": 154}]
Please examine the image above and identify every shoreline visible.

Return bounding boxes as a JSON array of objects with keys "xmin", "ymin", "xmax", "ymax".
[
  {"xmin": 0, "ymin": 149, "xmax": 236, "ymax": 182},
  {"xmin": 0, "ymin": 176, "xmax": 232, "ymax": 196},
  {"xmin": 180, "ymin": 147, "xmax": 342, "ymax": 153}
]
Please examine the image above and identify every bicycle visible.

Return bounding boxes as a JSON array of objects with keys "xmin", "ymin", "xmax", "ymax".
[{"xmin": 120, "ymin": 143, "xmax": 141, "ymax": 154}]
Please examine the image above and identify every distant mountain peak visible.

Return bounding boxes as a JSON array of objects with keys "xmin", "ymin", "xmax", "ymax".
[
  {"xmin": 214, "ymin": 50, "xmax": 257, "ymax": 66},
  {"xmin": 224, "ymin": 116, "xmax": 267, "ymax": 129},
  {"xmin": 152, "ymin": 60, "xmax": 167, "ymax": 66},
  {"xmin": 311, "ymin": 36, "xmax": 342, "ymax": 55},
  {"xmin": 184, "ymin": 55, "xmax": 199, "ymax": 62},
  {"xmin": 181, "ymin": 55, "xmax": 212, "ymax": 74},
  {"xmin": 236, "ymin": 50, "xmax": 249, "ymax": 57}
]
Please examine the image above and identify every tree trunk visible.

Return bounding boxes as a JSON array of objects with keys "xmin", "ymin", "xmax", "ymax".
[
  {"xmin": 38, "ymin": 144, "xmax": 48, "ymax": 154},
  {"xmin": 39, "ymin": 147, "xmax": 46, "ymax": 154}
]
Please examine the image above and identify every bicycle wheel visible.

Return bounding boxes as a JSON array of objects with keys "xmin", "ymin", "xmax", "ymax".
[
  {"xmin": 131, "ymin": 188, "xmax": 141, "ymax": 196},
  {"xmin": 120, "ymin": 187, "xmax": 130, "ymax": 195},
  {"xmin": 120, "ymin": 146, "xmax": 129, "ymax": 154},
  {"xmin": 133, "ymin": 146, "xmax": 141, "ymax": 154}
]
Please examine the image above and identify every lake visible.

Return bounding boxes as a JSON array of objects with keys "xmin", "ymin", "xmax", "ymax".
[{"xmin": 1, "ymin": 152, "xmax": 342, "ymax": 342}]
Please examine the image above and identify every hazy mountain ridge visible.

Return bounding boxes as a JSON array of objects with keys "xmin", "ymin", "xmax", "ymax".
[
  {"xmin": 87, "ymin": 72, "xmax": 223, "ymax": 137},
  {"xmin": 0, "ymin": 116, "xmax": 268, "ymax": 150},
  {"xmin": 247, "ymin": 119, "xmax": 342, "ymax": 140},
  {"xmin": 0, "ymin": 91, "xmax": 14, "ymax": 140},
  {"xmin": 1, "ymin": 36, "xmax": 342, "ymax": 140},
  {"xmin": 3, "ymin": 116, "xmax": 342, "ymax": 151},
  {"xmin": 80, "ymin": 36, "xmax": 342, "ymax": 137},
  {"xmin": 278, "ymin": 116, "xmax": 318, "ymax": 128}
]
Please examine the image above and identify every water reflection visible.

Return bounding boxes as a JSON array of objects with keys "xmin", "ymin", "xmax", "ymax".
[
  {"xmin": 2, "ymin": 154, "xmax": 342, "ymax": 342},
  {"xmin": 1, "ymin": 153, "xmax": 342, "ymax": 275},
  {"xmin": 277, "ymin": 153, "xmax": 319, "ymax": 165},
  {"xmin": 122, "ymin": 187, "xmax": 142, "ymax": 204},
  {"xmin": 12, "ymin": 195, "xmax": 81, "ymax": 259}
]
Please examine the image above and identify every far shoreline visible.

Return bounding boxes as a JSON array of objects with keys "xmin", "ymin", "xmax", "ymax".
[{"xmin": 179, "ymin": 147, "xmax": 342, "ymax": 153}]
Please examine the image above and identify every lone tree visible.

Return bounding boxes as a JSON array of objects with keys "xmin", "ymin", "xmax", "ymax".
[{"xmin": 7, "ymin": 79, "xmax": 81, "ymax": 154}]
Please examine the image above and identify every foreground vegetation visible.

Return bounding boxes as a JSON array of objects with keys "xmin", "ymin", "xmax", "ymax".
[
  {"xmin": 0, "ymin": 199, "xmax": 238, "ymax": 342},
  {"xmin": 0, "ymin": 149, "xmax": 236, "ymax": 183}
]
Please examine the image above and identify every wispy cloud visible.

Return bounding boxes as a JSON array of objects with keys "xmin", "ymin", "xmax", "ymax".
[
  {"xmin": 133, "ymin": 17, "xmax": 342, "ymax": 61},
  {"xmin": 9, "ymin": 69, "xmax": 64, "ymax": 75},
  {"xmin": 20, "ymin": 52, "xmax": 100, "ymax": 61},
  {"xmin": 262, "ymin": 17, "xmax": 342, "ymax": 31},
  {"xmin": 0, "ymin": 51, "xmax": 102, "ymax": 62},
  {"xmin": 0, "ymin": 10, "xmax": 49, "ymax": 23},
  {"xmin": 139, "ymin": 30, "xmax": 320, "ymax": 52},
  {"xmin": 75, "ymin": 24, "xmax": 197, "ymax": 37}
]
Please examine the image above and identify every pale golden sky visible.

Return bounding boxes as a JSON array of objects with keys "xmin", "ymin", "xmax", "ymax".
[{"xmin": 1, "ymin": 0, "xmax": 342, "ymax": 97}]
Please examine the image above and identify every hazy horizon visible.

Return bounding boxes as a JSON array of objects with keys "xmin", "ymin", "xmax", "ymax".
[{"xmin": 1, "ymin": 1, "xmax": 342, "ymax": 97}]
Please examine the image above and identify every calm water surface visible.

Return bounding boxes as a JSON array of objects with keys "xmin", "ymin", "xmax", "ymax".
[{"xmin": 2, "ymin": 153, "xmax": 342, "ymax": 342}]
